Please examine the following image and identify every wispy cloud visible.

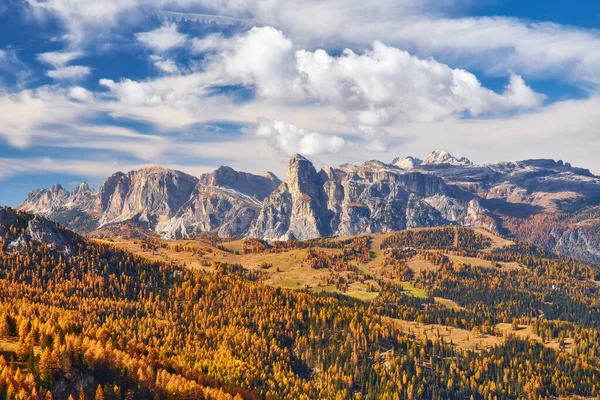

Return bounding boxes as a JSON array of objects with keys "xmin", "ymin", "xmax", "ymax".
[
  {"xmin": 47, "ymin": 65, "xmax": 91, "ymax": 80},
  {"xmin": 0, "ymin": 48, "xmax": 33, "ymax": 88},
  {"xmin": 37, "ymin": 49, "xmax": 90, "ymax": 81},
  {"xmin": 37, "ymin": 50, "xmax": 84, "ymax": 68}
]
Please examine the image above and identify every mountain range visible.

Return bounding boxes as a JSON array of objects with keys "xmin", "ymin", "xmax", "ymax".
[{"xmin": 17, "ymin": 150, "xmax": 600, "ymax": 264}]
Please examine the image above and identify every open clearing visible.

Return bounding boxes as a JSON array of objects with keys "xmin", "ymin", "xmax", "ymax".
[{"xmin": 391, "ymin": 320, "xmax": 574, "ymax": 352}]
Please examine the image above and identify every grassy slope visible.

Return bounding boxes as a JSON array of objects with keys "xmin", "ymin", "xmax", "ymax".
[{"xmin": 92, "ymin": 227, "xmax": 568, "ymax": 354}]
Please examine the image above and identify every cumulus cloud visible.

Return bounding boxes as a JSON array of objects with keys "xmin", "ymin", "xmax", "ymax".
[
  {"xmin": 22, "ymin": 0, "xmax": 600, "ymax": 88},
  {"xmin": 383, "ymin": 18, "xmax": 600, "ymax": 86},
  {"xmin": 47, "ymin": 65, "xmax": 91, "ymax": 80},
  {"xmin": 219, "ymin": 26, "xmax": 296, "ymax": 98},
  {"xmin": 98, "ymin": 71, "xmax": 237, "ymax": 128},
  {"xmin": 8, "ymin": 0, "xmax": 600, "ymax": 182},
  {"xmin": 136, "ymin": 23, "xmax": 188, "ymax": 53},
  {"xmin": 97, "ymin": 26, "xmax": 544, "ymax": 146},
  {"xmin": 69, "ymin": 86, "xmax": 94, "ymax": 102},
  {"xmin": 293, "ymin": 41, "xmax": 544, "ymax": 126},
  {"xmin": 207, "ymin": 28, "xmax": 544, "ymax": 127},
  {"xmin": 256, "ymin": 118, "xmax": 347, "ymax": 156}
]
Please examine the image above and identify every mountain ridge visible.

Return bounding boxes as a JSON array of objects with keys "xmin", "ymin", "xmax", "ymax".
[{"xmin": 16, "ymin": 151, "xmax": 600, "ymax": 264}]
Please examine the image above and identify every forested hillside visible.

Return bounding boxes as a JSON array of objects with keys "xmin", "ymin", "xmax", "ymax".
[{"xmin": 1, "ymin": 210, "xmax": 600, "ymax": 399}]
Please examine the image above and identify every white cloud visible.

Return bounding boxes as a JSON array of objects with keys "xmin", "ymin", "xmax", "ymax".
[
  {"xmin": 135, "ymin": 23, "xmax": 188, "ymax": 53},
  {"xmin": 0, "ymin": 157, "xmax": 228, "ymax": 184},
  {"xmin": 25, "ymin": 0, "xmax": 143, "ymax": 44},
  {"xmin": 256, "ymin": 118, "xmax": 347, "ymax": 156},
  {"xmin": 382, "ymin": 18, "xmax": 600, "ymax": 86},
  {"xmin": 380, "ymin": 96, "xmax": 600, "ymax": 174},
  {"xmin": 149, "ymin": 55, "xmax": 180, "ymax": 74},
  {"xmin": 219, "ymin": 26, "xmax": 295, "ymax": 98},
  {"xmin": 5, "ymin": 0, "xmax": 600, "ymax": 183},
  {"xmin": 0, "ymin": 87, "xmax": 92, "ymax": 147},
  {"xmin": 38, "ymin": 49, "xmax": 90, "ymax": 81},
  {"xmin": 47, "ymin": 65, "xmax": 92, "ymax": 80},
  {"xmin": 191, "ymin": 33, "xmax": 228, "ymax": 53},
  {"xmin": 0, "ymin": 49, "xmax": 32, "ymax": 87},
  {"xmin": 199, "ymin": 28, "xmax": 543, "ymax": 128},
  {"xmin": 22, "ymin": 0, "xmax": 600, "ymax": 88},
  {"xmin": 293, "ymin": 41, "xmax": 544, "ymax": 127},
  {"xmin": 69, "ymin": 86, "xmax": 94, "ymax": 102},
  {"xmin": 37, "ymin": 50, "xmax": 84, "ymax": 68},
  {"xmin": 96, "ymin": 26, "xmax": 544, "ymax": 147},
  {"xmin": 0, "ymin": 157, "xmax": 128, "ymax": 179}
]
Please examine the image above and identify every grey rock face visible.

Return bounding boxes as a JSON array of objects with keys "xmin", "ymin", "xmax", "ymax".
[
  {"xmin": 19, "ymin": 184, "xmax": 71, "ymax": 214},
  {"xmin": 18, "ymin": 166, "xmax": 281, "ymax": 239},
  {"xmin": 249, "ymin": 154, "xmax": 328, "ymax": 241},
  {"xmin": 159, "ymin": 185, "xmax": 262, "ymax": 239},
  {"xmin": 98, "ymin": 166, "xmax": 199, "ymax": 228},
  {"xmin": 25, "ymin": 217, "xmax": 80, "ymax": 253},
  {"xmin": 199, "ymin": 166, "xmax": 281, "ymax": 201},
  {"xmin": 415, "ymin": 158, "xmax": 600, "ymax": 212},
  {"xmin": 250, "ymin": 156, "xmax": 491, "ymax": 240},
  {"xmin": 0, "ymin": 207, "xmax": 82, "ymax": 254}
]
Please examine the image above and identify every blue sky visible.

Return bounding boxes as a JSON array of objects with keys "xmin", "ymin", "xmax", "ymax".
[{"xmin": 1, "ymin": 0, "xmax": 600, "ymax": 206}]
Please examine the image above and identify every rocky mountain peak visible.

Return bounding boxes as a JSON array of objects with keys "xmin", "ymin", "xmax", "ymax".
[
  {"xmin": 290, "ymin": 153, "xmax": 309, "ymax": 162},
  {"xmin": 139, "ymin": 165, "xmax": 175, "ymax": 174},
  {"xmin": 71, "ymin": 182, "xmax": 92, "ymax": 195},
  {"xmin": 423, "ymin": 150, "xmax": 473, "ymax": 166},
  {"xmin": 100, "ymin": 166, "xmax": 199, "ymax": 226},
  {"xmin": 50, "ymin": 183, "xmax": 66, "ymax": 192},
  {"xmin": 260, "ymin": 171, "xmax": 280, "ymax": 181},
  {"xmin": 18, "ymin": 164, "xmax": 284, "ymax": 240},
  {"xmin": 285, "ymin": 154, "xmax": 323, "ymax": 199},
  {"xmin": 392, "ymin": 156, "xmax": 423, "ymax": 170},
  {"xmin": 19, "ymin": 183, "xmax": 70, "ymax": 214}
]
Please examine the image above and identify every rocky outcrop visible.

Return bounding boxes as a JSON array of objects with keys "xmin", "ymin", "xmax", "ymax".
[
  {"xmin": 249, "ymin": 154, "xmax": 329, "ymax": 240},
  {"xmin": 199, "ymin": 166, "xmax": 281, "ymax": 201},
  {"xmin": 0, "ymin": 207, "xmax": 83, "ymax": 254},
  {"xmin": 19, "ymin": 184, "xmax": 70, "ymax": 214},
  {"xmin": 250, "ymin": 155, "xmax": 492, "ymax": 240},
  {"xmin": 159, "ymin": 185, "xmax": 262, "ymax": 239},
  {"xmin": 18, "ymin": 166, "xmax": 281, "ymax": 239},
  {"xmin": 98, "ymin": 167, "xmax": 199, "ymax": 228}
]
